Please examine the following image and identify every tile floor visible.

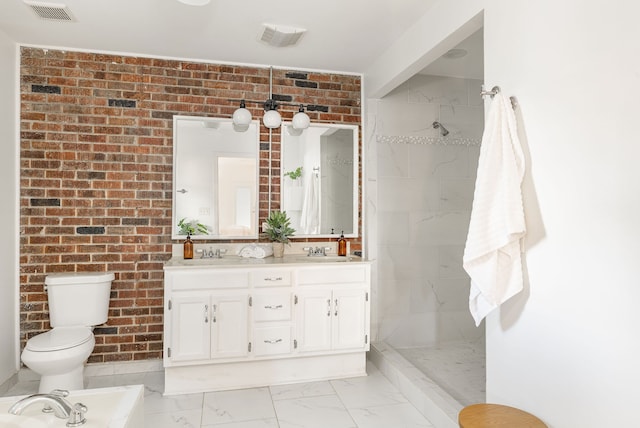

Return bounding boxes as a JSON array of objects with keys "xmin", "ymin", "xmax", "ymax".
[
  {"xmin": 395, "ymin": 340, "xmax": 485, "ymax": 406},
  {"xmin": 1, "ymin": 362, "xmax": 435, "ymax": 428}
]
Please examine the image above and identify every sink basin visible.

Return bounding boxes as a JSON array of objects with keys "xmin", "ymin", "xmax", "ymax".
[{"xmin": 0, "ymin": 414, "xmax": 48, "ymax": 428}]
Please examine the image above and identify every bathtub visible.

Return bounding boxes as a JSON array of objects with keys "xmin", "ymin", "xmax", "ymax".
[{"xmin": 0, "ymin": 385, "xmax": 144, "ymax": 427}]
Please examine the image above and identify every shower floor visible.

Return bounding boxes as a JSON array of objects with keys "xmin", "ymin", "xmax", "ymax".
[{"xmin": 395, "ymin": 340, "xmax": 486, "ymax": 406}]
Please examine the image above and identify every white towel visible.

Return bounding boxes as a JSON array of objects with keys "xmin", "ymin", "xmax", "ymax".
[
  {"xmin": 300, "ymin": 173, "xmax": 320, "ymax": 234},
  {"xmin": 238, "ymin": 244, "xmax": 273, "ymax": 259},
  {"xmin": 463, "ymin": 92, "xmax": 526, "ymax": 326}
]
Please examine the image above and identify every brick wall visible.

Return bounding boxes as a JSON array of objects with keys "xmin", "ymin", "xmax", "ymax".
[{"xmin": 19, "ymin": 47, "xmax": 361, "ymax": 363}]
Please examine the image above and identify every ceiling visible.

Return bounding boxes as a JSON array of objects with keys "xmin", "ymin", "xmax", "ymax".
[
  {"xmin": 420, "ymin": 29, "xmax": 483, "ymax": 80},
  {"xmin": 0, "ymin": 0, "xmax": 442, "ymax": 75},
  {"xmin": 0, "ymin": 0, "xmax": 484, "ymax": 89}
]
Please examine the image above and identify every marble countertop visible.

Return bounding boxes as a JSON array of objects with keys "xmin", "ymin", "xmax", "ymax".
[{"xmin": 165, "ymin": 254, "xmax": 366, "ymax": 269}]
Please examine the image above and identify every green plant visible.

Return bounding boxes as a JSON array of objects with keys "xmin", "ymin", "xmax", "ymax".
[
  {"xmin": 263, "ymin": 210, "xmax": 295, "ymax": 243},
  {"xmin": 284, "ymin": 166, "xmax": 303, "ymax": 180},
  {"xmin": 178, "ymin": 218, "xmax": 209, "ymax": 235}
]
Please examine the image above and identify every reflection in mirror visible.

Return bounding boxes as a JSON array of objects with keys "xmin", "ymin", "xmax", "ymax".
[
  {"xmin": 281, "ymin": 123, "xmax": 359, "ymax": 238},
  {"xmin": 172, "ymin": 116, "xmax": 259, "ymax": 240}
]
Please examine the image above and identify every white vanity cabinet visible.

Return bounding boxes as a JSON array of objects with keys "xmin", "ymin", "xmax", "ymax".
[
  {"xmin": 296, "ymin": 289, "xmax": 368, "ymax": 352},
  {"xmin": 250, "ymin": 269, "xmax": 294, "ymax": 357},
  {"xmin": 296, "ymin": 265, "xmax": 369, "ymax": 353},
  {"xmin": 163, "ymin": 259, "xmax": 370, "ymax": 394},
  {"xmin": 165, "ymin": 269, "xmax": 250, "ymax": 364},
  {"xmin": 169, "ymin": 292, "xmax": 249, "ymax": 362}
]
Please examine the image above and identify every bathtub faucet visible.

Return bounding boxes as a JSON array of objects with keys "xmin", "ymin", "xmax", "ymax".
[{"xmin": 8, "ymin": 389, "xmax": 88, "ymax": 426}]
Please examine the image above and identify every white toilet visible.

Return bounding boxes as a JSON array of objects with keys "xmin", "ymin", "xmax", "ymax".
[{"xmin": 21, "ymin": 272, "xmax": 114, "ymax": 393}]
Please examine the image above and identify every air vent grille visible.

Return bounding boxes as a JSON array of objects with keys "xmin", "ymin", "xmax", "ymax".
[
  {"xmin": 25, "ymin": 1, "xmax": 74, "ymax": 22},
  {"xmin": 259, "ymin": 24, "xmax": 306, "ymax": 48}
]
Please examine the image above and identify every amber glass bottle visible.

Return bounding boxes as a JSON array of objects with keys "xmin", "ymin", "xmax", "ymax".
[
  {"xmin": 338, "ymin": 231, "xmax": 347, "ymax": 256},
  {"xmin": 184, "ymin": 233, "xmax": 194, "ymax": 259}
]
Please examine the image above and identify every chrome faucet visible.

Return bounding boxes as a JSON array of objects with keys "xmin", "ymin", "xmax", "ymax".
[
  {"xmin": 8, "ymin": 389, "xmax": 87, "ymax": 426},
  {"xmin": 198, "ymin": 247, "xmax": 226, "ymax": 259},
  {"xmin": 303, "ymin": 246, "xmax": 331, "ymax": 257}
]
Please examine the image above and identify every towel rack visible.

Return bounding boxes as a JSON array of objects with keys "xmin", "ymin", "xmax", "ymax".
[{"xmin": 481, "ymin": 86, "xmax": 518, "ymax": 110}]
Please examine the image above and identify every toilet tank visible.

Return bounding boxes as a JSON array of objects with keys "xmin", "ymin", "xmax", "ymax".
[{"xmin": 45, "ymin": 272, "xmax": 115, "ymax": 327}]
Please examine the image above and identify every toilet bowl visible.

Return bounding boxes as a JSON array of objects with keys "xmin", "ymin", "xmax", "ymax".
[
  {"xmin": 21, "ymin": 327, "xmax": 95, "ymax": 393},
  {"xmin": 21, "ymin": 272, "xmax": 114, "ymax": 393}
]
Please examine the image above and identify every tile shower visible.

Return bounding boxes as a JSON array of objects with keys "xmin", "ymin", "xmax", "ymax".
[{"xmin": 373, "ymin": 74, "xmax": 486, "ymax": 406}]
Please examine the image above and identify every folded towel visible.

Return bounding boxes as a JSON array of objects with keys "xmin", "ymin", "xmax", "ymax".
[
  {"xmin": 253, "ymin": 245, "xmax": 273, "ymax": 258},
  {"xmin": 238, "ymin": 244, "xmax": 274, "ymax": 259},
  {"xmin": 463, "ymin": 92, "xmax": 526, "ymax": 326}
]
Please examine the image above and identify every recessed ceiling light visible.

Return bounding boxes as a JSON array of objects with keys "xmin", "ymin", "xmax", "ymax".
[
  {"xmin": 442, "ymin": 48, "xmax": 468, "ymax": 59},
  {"xmin": 176, "ymin": 0, "xmax": 210, "ymax": 6}
]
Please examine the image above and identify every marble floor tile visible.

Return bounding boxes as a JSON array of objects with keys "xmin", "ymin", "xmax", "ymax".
[
  {"xmin": 145, "ymin": 391, "xmax": 204, "ymax": 415},
  {"xmin": 202, "ymin": 387, "xmax": 276, "ymax": 426},
  {"xmin": 330, "ymin": 366, "xmax": 408, "ymax": 409},
  {"xmin": 396, "ymin": 339, "xmax": 485, "ymax": 405},
  {"xmin": 145, "ymin": 408, "xmax": 203, "ymax": 428},
  {"xmin": 269, "ymin": 380, "xmax": 334, "ymax": 401},
  {"xmin": 2, "ymin": 363, "xmax": 440, "ymax": 428},
  {"xmin": 273, "ymin": 394, "xmax": 356, "ymax": 428},
  {"xmin": 202, "ymin": 418, "xmax": 279, "ymax": 428},
  {"xmin": 3, "ymin": 380, "xmax": 38, "ymax": 396},
  {"xmin": 348, "ymin": 403, "xmax": 434, "ymax": 428}
]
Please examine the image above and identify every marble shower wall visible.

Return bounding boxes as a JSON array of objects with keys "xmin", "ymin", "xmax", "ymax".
[{"xmin": 372, "ymin": 74, "xmax": 485, "ymax": 347}]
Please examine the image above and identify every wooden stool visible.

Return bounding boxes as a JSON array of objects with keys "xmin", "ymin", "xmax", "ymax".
[{"xmin": 459, "ymin": 404, "xmax": 547, "ymax": 427}]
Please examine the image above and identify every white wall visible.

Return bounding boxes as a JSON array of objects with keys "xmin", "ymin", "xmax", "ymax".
[
  {"xmin": 374, "ymin": 74, "xmax": 484, "ymax": 347},
  {"xmin": 0, "ymin": 30, "xmax": 19, "ymax": 385},
  {"xmin": 365, "ymin": 0, "xmax": 640, "ymax": 426}
]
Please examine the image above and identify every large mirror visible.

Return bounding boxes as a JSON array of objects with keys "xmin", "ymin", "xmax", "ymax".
[
  {"xmin": 172, "ymin": 116, "xmax": 259, "ymax": 240},
  {"xmin": 281, "ymin": 123, "xmax": 359, "ymax": 238}
]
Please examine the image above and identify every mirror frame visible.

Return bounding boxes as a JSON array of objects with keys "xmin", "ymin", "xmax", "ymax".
[
  {"xmin": 172, "ymin": 115, "xmax": 260, "ymax": 240},
  {"xmin": 280, "ymin": 122, "xmax": 360, "ymax": 239}
]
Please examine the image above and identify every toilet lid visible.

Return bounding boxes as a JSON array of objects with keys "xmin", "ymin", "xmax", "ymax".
[{"xmin": 26, "ymin": 327, "xmax": 93, "ymax": 352}]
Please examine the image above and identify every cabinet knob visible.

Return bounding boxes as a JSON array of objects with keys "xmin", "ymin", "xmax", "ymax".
[{"xmin": 263, "ymin": 339, "xmax": 283, "ymax": 344}]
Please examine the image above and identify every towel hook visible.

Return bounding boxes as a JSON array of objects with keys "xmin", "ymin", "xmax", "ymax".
[
  {"xmin": 480, "ymin": 85, "xmax": 518, "ymax": 110},
  {"xmin": 480, "ymin": 86, "xmax": 501, "ymax": 98}
]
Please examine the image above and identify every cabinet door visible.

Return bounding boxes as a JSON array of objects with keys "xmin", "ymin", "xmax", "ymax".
[
  {"xmin": 170, "ymin": 294, "xmax": 211, "ymax": 362},
  {"xmin": 332, "ymin": 289, "xmax": 367, "ymax": 351},
  {"xmin": 211, "ymin": 294, "xmax": 249, "ymax": 359},
  {"xmin": 295, "ymin": 290, "xmax": 333, "ymax": 352}
]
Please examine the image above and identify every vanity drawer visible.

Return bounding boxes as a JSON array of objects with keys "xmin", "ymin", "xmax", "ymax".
[
  {"xmin": 250, "ymin": 269, "xmax": 292, "ymax": 287},
  {"xmin": 167, "ymin": 269, "xmax": 249, "ymax": 290},
  {"xmin": 252, "ymin": 293, "xmax": 292, "ymax": 321},
  {"xmin": 253, "ymin": 325, "xmax": 292, "ymax": 356},
  {"xmin": 297, "ymin": 266, "xmax": 367, "ymax": 285}
]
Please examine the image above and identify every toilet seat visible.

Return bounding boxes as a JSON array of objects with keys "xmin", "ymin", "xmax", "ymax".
[{"xmin": 26, "ymin": 327, "xmax": 93, "ymax": 352}]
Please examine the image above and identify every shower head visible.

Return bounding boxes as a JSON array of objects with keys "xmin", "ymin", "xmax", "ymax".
[{"xmin": 432, "ymin": 121, "xmax": 449, "ymax": 136}]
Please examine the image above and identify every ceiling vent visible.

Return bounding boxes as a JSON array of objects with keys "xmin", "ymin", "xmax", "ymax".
[
  {"xmin": 24, "ymin": 1, "xmax": 75, "ymax": 22},
  {"xmin": 259, "ymin": 24, "xmax": 306, "ymax": 48}
]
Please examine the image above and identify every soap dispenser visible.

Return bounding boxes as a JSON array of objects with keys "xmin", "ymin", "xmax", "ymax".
[
  {"xmin": 338, "ymin": 231, "xmax": 347, "ymax": 256},
  {"xmin": 184, "ymin": 232, "xmax": 193, "ymax": 259}
]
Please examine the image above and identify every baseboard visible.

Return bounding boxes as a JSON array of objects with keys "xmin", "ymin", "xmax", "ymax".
[{"xmin": 84, "ymin": 359, "xmax": 163, "ymax": 377}]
